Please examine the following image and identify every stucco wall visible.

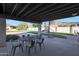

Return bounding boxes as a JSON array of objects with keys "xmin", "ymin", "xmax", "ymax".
[
  {"xmin": 50, "ymin": 26, "xmax": 79, "ymax": 34},
  {"xmin": 0, "ymin": 18, "xmax": 6, "ymax": 47}
]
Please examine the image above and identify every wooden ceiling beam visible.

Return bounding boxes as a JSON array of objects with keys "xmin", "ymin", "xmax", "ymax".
[{"xmin": 16, "ymin": 3, "xmax": 31, "ymax": 16}]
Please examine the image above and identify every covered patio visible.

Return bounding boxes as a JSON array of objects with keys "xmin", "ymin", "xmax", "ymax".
[
  {"xmin": 0, "ymin": 3, "xmax": 79, "ymax": 56},
  {"xmin": 3, "ymin": 33, "xmax": 79, "ymax": 56}
]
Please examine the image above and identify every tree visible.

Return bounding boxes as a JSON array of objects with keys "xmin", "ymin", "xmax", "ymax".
[
  {"xmin": 32, "ymin": 23, "xmax": 39, "ymax": 28},
  {"xmin": 69, "ymin": 24, "xmax": 75, "ymax": 33},
  {"xmin": 42, "ymin": 22, "xmax": 48, "ymax": 30},
  {"xmin": 16, "ymin": 23, "xmax": 28, "ymax": 30}
]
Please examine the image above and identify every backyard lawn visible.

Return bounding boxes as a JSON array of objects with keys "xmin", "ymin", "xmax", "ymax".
[
  {"xmin": 27, "ymin": 31, "xmax": 74, "ymax": 38},
  {"xmin": 6, "ymin": 30, "xmax": 37, "ymax": 33},
  {"xmin": 6, "ymin": 29, "xmax": 74, "ymax": 39}
]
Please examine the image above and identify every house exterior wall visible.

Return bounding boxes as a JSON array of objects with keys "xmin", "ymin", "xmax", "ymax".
[
  {"xmin": 6, "ymin": 26, "xmax": 16, "ymax": 31},
  {"xmin": 50, "ymin": 26, "xmax": 79, "ymax": 34},
  {"xmin": 6, "ymin": 26, "xmax": 11, "ymax": 30}
]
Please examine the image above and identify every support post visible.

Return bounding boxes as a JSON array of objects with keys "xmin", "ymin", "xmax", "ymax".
[
  {"xmin": 0, "ymin": 18, "xmax": 6, "ymax": 47},
  {"xmin": 48, "ymin": 21, "xmax": 50, "ymax": 37},
  {"xmin": 0, "ymin": 18, "xmax": 8, "ymax": 56},
  {"xmin": 38, "ymin": 23, "xmax": 41, "ymax": 38}
]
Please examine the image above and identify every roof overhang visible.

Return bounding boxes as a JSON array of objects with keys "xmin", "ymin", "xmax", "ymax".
[{"xmin": 0, "ymin": 3, "xmax": 79, "ymax": 23}]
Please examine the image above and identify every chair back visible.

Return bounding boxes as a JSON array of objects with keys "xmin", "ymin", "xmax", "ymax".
[
  {"xmin": 41, "ymin": 38, "xmax": 44, "ymax": 43},
  {"xmin": 31, "ymin": 40, "xmax": 35, "ymax": 47}
]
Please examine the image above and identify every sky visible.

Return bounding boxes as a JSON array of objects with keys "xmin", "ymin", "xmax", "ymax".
[
  {"xmin": 6, "ymin": 16, "xmax": 79, "ymax": 26},
  {"xmin": 6, "ymin": 19, "xmax": 22, "ymax": 26},
  {"xmin": 61, "ymin": 16, "xmax": 79, "ymax": 22},
  {"xmin": 6, "ymin": 19, "xmax": 32, "ymax": 26}
]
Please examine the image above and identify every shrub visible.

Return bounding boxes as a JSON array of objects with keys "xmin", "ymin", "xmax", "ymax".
[{"xmin": 6, "ymin": 35, "xmax": 20, "ymax": 42}]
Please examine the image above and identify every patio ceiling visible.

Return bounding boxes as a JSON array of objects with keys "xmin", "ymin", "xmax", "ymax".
[{"xmin": 0, "ymin": 3, "xmax": 79, "ymax": 23}]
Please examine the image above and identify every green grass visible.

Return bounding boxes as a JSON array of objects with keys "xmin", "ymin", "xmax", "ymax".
[
  {"xmin": 6, "ymin": 30, "xmax": 37, "ymax": 33},
  {"xmin": 7, "ymin": 30, "xmax": 20, "ymax": 32},
  {"xmin": 26, "ymin": 32, "xmax": 68, "ymax": 38},
  {"xmin": 26, "ymin": 31, "xmax": 74, "ymax": 38},
  {"xmin": 49, "ymin": 32, "xmax": 74, "ymax": 35},
  {"xmin": 43, "ymin": 32, "xmax": 74, "ymax": 38},
  {"xmin": 42, "ymin": 33, "xmax": 66, "ymax": 39},
  {"xmin": 27, "ymin": 31, "xmax": 38, "ymax": 34}
]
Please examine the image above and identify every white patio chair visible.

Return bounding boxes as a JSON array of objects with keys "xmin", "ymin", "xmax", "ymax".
[
  {"xmin": 11, "ymin": 39, "xmax": 23, "ymax": 56},
  {"xmin": 24, "ymin": 36, "xmax": 36, "ymax": 55}
]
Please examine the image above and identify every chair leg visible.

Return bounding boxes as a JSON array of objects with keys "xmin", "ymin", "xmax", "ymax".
[
  {"xmin": 20, "ymin": 45, "xmax": 23, "ymax": 52},
  {"xmin": 19, "ymin": 45, "xmax": 23, "ymax": 52},
  {"xmin": 28, "ymin": 47, "xmax": 31, "ymax": 56},
  {"xmin": 12, "ymin": 47, "xmax": 16, "ymax": 56},
  {"xmin": 43, "ymin": 43, "xmax": 45, "ymax": 48},
  {"xmin": 39, "ymin": 44, "xmax": 42, "ymax": 51},
  {"xmin": 26, "ymin": 46, "xmax": 27, "ymax": 52},
  {"xmin": 34, "ymin": 47, "xmax": 37, "ymax": 54},
  {"xmin": 11, "ymin": 46, "xmax": 14, "ymax": 55}
]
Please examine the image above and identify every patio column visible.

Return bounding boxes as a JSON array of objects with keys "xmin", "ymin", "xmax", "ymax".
[
  {"xmin": 38, "ymin": 23, "xmax": 41, "ymax": 36},
  {"xmin": 0, "ymin": 18, "xmax": 6, "ymax": 47},
  {"xmin": 48, "ymin": 21, "xmax": 51, "ymax": 37}
]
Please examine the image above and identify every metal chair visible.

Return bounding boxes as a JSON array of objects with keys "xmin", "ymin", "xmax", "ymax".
[
  {"xmin": 24, "ymin": 37, "xmax": 36, "ymax": 55},
  {"xmin": 36, "ymin": 38, "xmax": 45, "ymax": 51},
  {"xmin": 10, "ymin": 39, "xmax": 24, "ymax": 56}
]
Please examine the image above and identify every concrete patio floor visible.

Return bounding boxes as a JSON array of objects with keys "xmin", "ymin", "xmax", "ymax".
[{"xmin": 1, "ymin": 33, "xmax": 79, "ymax": 56}]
